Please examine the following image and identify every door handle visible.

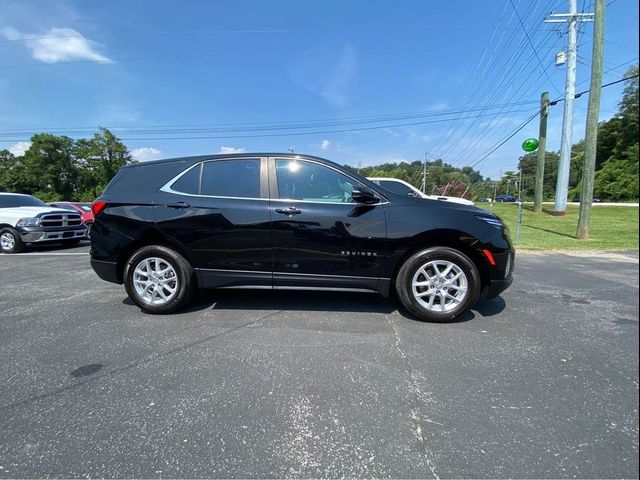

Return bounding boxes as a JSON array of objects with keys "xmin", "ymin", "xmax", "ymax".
[
  {"xmin": 166, "ymin": 201, "xmax": 190, "ymax": 209},
  {"xmin": 275, "ymin": 207, "xmax": 302, "ymax": 216}
]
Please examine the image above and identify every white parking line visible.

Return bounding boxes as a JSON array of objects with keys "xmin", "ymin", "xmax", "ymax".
[{"xmin": 2, "ymin": 252, "xmax": 90, "ymax": 256}]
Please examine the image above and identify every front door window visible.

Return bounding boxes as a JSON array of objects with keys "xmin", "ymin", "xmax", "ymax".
[{"xmin": 275, "ymin": 159, "xmax": 355, "ymax": 203}]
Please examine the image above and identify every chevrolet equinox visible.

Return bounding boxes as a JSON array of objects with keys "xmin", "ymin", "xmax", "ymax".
[{"xmin": 90, "ymin": 153, "xmax": 514, "ymax": 322}]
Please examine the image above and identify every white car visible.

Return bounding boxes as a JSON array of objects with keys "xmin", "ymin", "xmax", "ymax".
[
  {"xmin": 0, "ymin": 193, "xmax": 87, "ymax": 253},
  {"xmin": 368, "ymin": 177, "xmax": 474, "ymax": 206}
]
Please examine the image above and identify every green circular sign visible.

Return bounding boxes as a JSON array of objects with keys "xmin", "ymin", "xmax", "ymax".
[{"xmin": 522, "ymin": 138, "xmax": 539, "ymax": 152}]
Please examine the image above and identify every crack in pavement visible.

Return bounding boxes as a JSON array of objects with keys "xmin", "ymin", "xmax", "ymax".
[
  {"xmin": 386, "ymin": 315, "xmax": 440, "ymax": 480},
  {"xmin": 0, "ymin": 310, "xmax": 283, "ymax": 413}
]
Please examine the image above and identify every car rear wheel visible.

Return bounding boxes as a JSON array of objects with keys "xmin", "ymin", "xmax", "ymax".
[
  {"xmin": 124, "ymin": 245, "xmax": 196, "ymax": 314},
  {"xmin": 0, "ymin": 227, "xmax": 25, "ymax": 254},
  {"xmin": 395, "ymin": 247, "xmax": 481, "ymax": 322}
]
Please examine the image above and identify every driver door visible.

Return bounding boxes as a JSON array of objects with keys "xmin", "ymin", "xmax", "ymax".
[{"xmin": 268, "ymin": 157, "xmax": 387, "ymax": 291}]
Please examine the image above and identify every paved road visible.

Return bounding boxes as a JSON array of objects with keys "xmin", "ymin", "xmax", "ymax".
[{"xmin": 1, "ymin": 244, "xmax": 638, "ymax": 478}]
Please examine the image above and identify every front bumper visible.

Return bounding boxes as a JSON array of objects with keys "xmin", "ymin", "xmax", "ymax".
[
  {"xmin": 19, "ymin": 226, "xmax": 87, "ymax": 243},
  {"xmin": 481, "ymin": 249, "xmax": 515, "ymax": 299},
  {"xmin": 481, "ymin": 275, "xmax": 513, "ymax": 299}
]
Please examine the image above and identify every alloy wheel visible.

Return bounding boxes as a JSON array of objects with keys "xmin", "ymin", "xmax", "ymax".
[
  {"xmin": 132, "ymin": 257, "xmax": 179, "ymax": 306},
  {"xmin": 411, "ymin": 260, "xmax": 468, "ymax": 312}
]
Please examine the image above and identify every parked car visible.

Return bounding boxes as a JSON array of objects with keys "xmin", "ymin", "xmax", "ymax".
[
  {"xmin": 478, "ymin": 197, "xmax": 493, "ymax": 203},
  {"xmin": 495, "ymin": 194, "xmax": 518, "ymax": 202},
  {"xmin": 368, "ymin": 177, "xmax": 474, "ymax": 206},
  {"xmin": 571, "ymin": 197, "xmax": 603, "ymax": 203},
  {"xmin": 90, "ymin": 154, "xmax": 514, "ymax": 322},
  {"xmin": 48, "ymin": 201, "xmax": 94, "ymax": 238},
  {"xmin": 0, "ymin": 193, "xmax": 87, "ymax": 253}
]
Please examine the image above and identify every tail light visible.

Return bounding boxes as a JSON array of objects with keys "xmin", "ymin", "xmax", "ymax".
[{"xmin": 91, "ymin": 200, "xmax": 107, "ymax": 216}]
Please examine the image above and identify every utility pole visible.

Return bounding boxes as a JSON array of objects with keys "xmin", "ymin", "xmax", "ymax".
[
  {"xmin": 423, "ymin": 148, "xmax": 428, "ymax": 194},
  {"xmin": 534, "ymin": 92, "xmax": 549, "ymax": 213},
  {"xmin": 577, "ymin": 0, "xmax": 605, "ymax": 239},
  {"xmin": 546, "ymin": 2, "xmax": 594, "ymax": 215},
  {"xmin": 518, "ymin": 168, "xmax": 523, "ymax": 201}
]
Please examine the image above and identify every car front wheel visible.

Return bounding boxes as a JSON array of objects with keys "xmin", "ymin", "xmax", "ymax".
[
  {"xmin": 0, "ymin": 227, "xmax": 25, "ymax": 254},
  {"xmin": 124, "ymin": 245, "xmax": 196, "ymax": 314},
  {"xmin": 395, "ymin": 247, "xmax": 481, "ymax": 322}
]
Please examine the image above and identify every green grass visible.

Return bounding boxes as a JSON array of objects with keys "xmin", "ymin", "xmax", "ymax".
[{"xmin": 478, "ymin": 203, "xmax": 639, "ymax": 251}]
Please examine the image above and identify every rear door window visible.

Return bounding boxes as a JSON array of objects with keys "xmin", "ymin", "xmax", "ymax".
[{"xmin": 201, "ymin": 159, "xmax": 261, "ymax": 198}]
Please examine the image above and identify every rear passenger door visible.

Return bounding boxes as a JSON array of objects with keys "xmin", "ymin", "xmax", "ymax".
[{"xmin": 154, "ymin": 157, "xmax": 273, "ymax": 288}]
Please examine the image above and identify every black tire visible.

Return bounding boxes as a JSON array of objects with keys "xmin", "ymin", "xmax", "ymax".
[
  {"xmin": 124, "ymin": 245, "xmax": 196, "ymax": 314},
  {"xmin": 62, "ymin": 238, "xmax": 81, "ymax": 247},
  {"xmin": 0, "ymin": 227, "xmax": 25, "ymax": 254},
  {"xmin": 395, "ymin": 246, "xmax": 481, "ymax": 322}
]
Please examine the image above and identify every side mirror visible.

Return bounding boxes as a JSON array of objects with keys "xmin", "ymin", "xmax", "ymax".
[{"xmin": 351, "ymin": 185, "xmax": 378, "ymax": 204}]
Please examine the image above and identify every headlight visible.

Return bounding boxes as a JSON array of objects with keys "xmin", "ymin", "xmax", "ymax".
[
  {"xmin": 476, "ymin": 215, "xmax": 503, "ymax": 229},
  {"xmin": 16, "ymin": 217, "xmax": 41, "ymax": 227}
]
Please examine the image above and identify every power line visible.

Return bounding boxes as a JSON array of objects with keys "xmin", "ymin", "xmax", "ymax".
[
  {"xmin": 444, "ymin": 34, "xmax": 563, "ymax": 166},
  {"xmin": 0, "ymin": 109, "xmax": 538, "ymax": 143},
  {"xmin": 469, "ymin": 111, "xmax": 541, "ymax": 169},
  {"xmin": 467, "ymin": 72, "xmax": 637, "ymax": 174},
  {"xmin": 575, "ymin": 57, "xmax": 638, "ymax": 86},
  {"xmin": 509, "ymin": 0, "xmax": 563, "ymax": 95},
  {"xmin": 0, "ymin": 46, "xmax": 533, "ymax": 70},
  {"xmin": 441, "ymin": 29, "xmax": 563, "ymax": 166},
  {"xmin": 0, "ymin": 101, "xmax": 539, "ymax": 138},
  {"xmin": 430, "ymin": 0, "xmax": 561, "ymax": 163},
  {"xmin": 550, "ymin": 73, "xmax": 639, "ymax": 104},
  {"xmin": 0, "ymin": 26, "xmax": 467, "ymax": 45}
]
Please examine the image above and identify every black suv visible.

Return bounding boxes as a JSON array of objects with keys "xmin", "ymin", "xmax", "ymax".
[{"xmin": 90, "ymin": 154, "xmax": 514, "ymax": 322}]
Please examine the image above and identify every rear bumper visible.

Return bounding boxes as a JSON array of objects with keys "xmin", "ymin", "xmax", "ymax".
[{"xmin": 90, "ymin": 258, "xmax": 120, "ymax": 284}]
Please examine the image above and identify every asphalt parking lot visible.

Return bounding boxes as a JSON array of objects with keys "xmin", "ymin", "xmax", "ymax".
[{"xmin": 0, "ymin": 243, "xmax": 638, "ymax": 478}]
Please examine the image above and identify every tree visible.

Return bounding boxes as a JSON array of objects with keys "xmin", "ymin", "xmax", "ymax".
[
  {"xmin": 0, "ymin": 150, "xmax": 16, "ymax": 192},
  {"xmin": 74, "ymin": 127, "xmax": 133, "ymax": 200},
  {"xmin": 20, "ymin": 134, "xmax": 78, "ymax": 201},
  {"xmin": 572, "ymin": 67, "xmax": 639, "ymax": 201},
  {"xmin": 594, "ymin": 143, "xmax": 639, "ymax": 201},
  {"xmin": 616, "ymin": 65, "xmax": 639, "ymax": 153}
]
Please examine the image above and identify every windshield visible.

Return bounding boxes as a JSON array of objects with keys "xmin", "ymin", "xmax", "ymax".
[{"xmin": 0, "ymin": 194, "xmax": 48, "ymax": 208}]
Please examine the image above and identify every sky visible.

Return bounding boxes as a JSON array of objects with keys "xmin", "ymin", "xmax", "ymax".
[{"xmin": 0, "ymin": 0, "xmax": 638, "ymax": 179}]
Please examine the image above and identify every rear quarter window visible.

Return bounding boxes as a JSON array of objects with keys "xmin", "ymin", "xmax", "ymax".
[
  {"xmin": 103, "ymin": 161, "xmax": 192, "ymax": 195},
  {"xmin": 170, "ymin": 164, "xmax": 202, "ymax": 195}
]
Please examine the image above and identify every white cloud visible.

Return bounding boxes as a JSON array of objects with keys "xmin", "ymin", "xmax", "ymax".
[
  {"xmin": 321, "ymin": 45, "xmax": 356, "ymax": 108},
  {"xmin": 290, "ymin": 43, "xmax": 356, "ymax": 108},
  {"xmin": 131, "ymin": 147, "xmax": 162, "ymax": 162},
  {"xmin": 8, "ymin": 141, "xmax": 31, "ymax": 156},
  {"xmin": 320, "ymin": 139, "xmax": 331, "ymax": 150},
  {"xmin": 95, "ymin": 103, "xmax": 142, "ymax": 124},
  {"xmin": 219, "ymin": 146, "xmax": 245, "ymax": 154},
  {"xmin": 1, "ymin": 26, "xmax": 111, "ymax": 64}
]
